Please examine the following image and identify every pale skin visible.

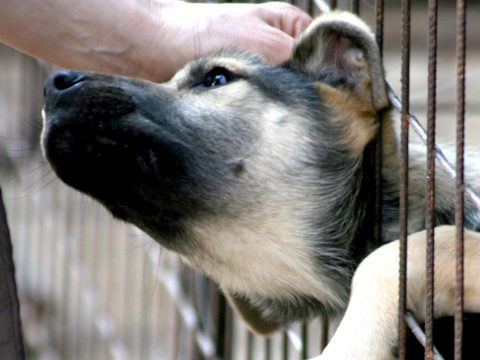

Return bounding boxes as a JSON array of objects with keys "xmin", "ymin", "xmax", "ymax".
[{"xmin": 0, "ymin": 0, "xmax": 312, "ymax": 82}]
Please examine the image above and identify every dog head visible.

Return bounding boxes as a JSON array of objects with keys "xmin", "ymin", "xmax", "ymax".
[{"xmin": 42, "ymin": 12, "xmax": 388, "ymax": 333}]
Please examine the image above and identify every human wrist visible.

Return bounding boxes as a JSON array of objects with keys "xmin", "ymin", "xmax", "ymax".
[{"xmin": 121, "ymin": 0, "xmax": 192, "ymax": 81}]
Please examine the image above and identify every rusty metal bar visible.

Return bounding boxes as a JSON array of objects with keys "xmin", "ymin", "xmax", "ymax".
[
  {"xmin": 375, "ymin": 0, "xmax": 384, "ymax": 97},
  {"xmin": 398, "ymin": 1, "xmax": 411, "ymax": 359},
  {"xmin": 454, "ymin": 1, "xmax": 467, "ymax": 359},
  {"xmin": 425, "ymin": 1, "xmax": 439, "ymax": 358},
  {"xmin": 388, "ymin": 91, "xmax": 480, "ymax": 213},
  {"xmin": 404, "ymin": 312, "xmax": 444, "ymax": 360},
  {"xmin": 373, "ymin": 0, "xmax": 384, "ymax": 249}
]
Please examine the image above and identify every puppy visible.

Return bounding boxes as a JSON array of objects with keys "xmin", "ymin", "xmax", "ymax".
[{"xmin": 41, "ymin": 11, "xmax": 480, "ymax": 359}]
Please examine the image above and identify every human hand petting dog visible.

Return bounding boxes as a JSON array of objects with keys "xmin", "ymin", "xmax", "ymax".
[
  {"xmin": 0, "ymin": 0, "xmax": 311, "ymax": 82},
  {"xmin": 147, "ymin": 1, "xmax": 312, "ymax": 80}
]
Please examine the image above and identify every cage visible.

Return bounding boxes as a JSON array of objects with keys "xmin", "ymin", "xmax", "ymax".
[{"xmin": 0, "ymin": 1, "xmax": 479, "ymax": 359}]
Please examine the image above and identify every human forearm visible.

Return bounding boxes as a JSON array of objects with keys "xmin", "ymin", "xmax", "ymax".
[
  {"xmin": 0, "ymin": 0, "xmax": 171, "ymax": 80},
  {"xmin": 0, "ymin": 1, "xmax": 312, "ymax": 82}
]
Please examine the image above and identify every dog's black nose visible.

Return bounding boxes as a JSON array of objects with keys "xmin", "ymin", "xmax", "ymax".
[
  {"xmin": 52, "ymin": 70, "xmax": 86, "ymax": 90},
  {"xmin": 45, "ymin": 70, "xmax": 86, "ymax": 97}
]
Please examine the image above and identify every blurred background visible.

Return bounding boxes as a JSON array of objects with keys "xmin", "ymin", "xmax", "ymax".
[{"xmin": 0, "ymin": 1, "xmax": 479, "ymax": 359}]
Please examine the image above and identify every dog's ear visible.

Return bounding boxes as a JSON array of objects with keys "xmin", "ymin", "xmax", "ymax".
[
  {"xmin": 289, "ymin": 11, "xmax": 388, "ymax": 111},
  {"xmin": 224, "ymin": 292, "xmax": 283, "ymax": 335},
  {"xmin": 288, "ymin": 12, "xmax": 389, "ymax": 155}
]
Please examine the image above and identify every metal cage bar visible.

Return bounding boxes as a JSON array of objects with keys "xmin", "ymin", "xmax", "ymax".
[
  {"xmin": 425, "ymin": 1, "xmax": 439, "ymax": 358},
  {"xmin": 454, "ymin": 1, "xmax": 467, "ymax": 359},
  {"xmin": 398, "ymin": 1, "xmax": 411, "ymax": 359}
]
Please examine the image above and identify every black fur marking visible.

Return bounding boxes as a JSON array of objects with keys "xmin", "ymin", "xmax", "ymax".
[
  {"xmin": 248, "ymin": 66, "xmax": 321, "ymax": 107},
  {"xmin": 433, "ymin": 209, "xmax": 456, "ymax": 228},
  {"xmin": 349, "ymin": 139, "xmax": 381, "ymax": 263}
]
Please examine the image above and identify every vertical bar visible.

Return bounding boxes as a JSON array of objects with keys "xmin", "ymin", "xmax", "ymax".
[
  {"xmin": 133, "ymin": 229, "xmax": 147, "ymax": 359},
  {"xmin": 50, "ymin": 187, "xmax": 62, "ymax": 354},
  {"xmin": 320, "ymin": 319, "xmax": 329, "ymax": 352},
  {"xmin": 216, "ymin": 291, "xmax": 233, "ymax": 360},
  {"xmin": 246, "ymin": 332, "xmax": 254, "ymax": 360},
  {"xmin": 118, "ymin": 223, "xmax": 131, "ymax": 359},
  {"xmin": 88, "ymin": 205, "xmax": 102, "ymax": 359},
  {"xmin": 329, "ymin": 0, "xmax": 337, "ymax": 10},
  {"xmin": 374, "ymin": 0, "xmax": 384, "ymax": 248},
  {"xmin": 282, "ymin": 331, "xmax": 289, "ymax": 360},
  {"xmin": 264, "ymin": 337, "xmax": 272, "ymax": 360},
  {"xmin": 215, "ymin": 288, "xmax": 225, "ymax": 358},
  {"xmin": 306, "ymin": 0, "xmax": 314, "ymax": 16},
  {"xmin": 0, "ymin": 185, "xmax": 26, "ymax": 359},
  {"xmin": 454, "ymin": 0, "xmax": 467, "ymax": 359},
  {"xmin": 224, "ymin": 304, "xmax": 234, "ymax": 360},
  {"xmin": 168, "ymin": 258, "xmax": 181, "ymax": 360},
  {"xmin": 301, "ymin": 322, "xmax": 308, "ymax": 359},
  {"xmin": 69, "ymin": 195, "xmax": 85, "ymax": 358},
  {"xmin": 398, "ymin": 1, "xmax": 411, "ymax": 359},
  {"xmin": 60, "ymin": 190, "xmax": 73, "ymax": 358},
  {"xmin": 351, "ymin": 0, "xmax": 360, "ymax": 14},
  {"xmin": 168, "ymin": 298, "xmax": 180, "ymax": 360},
  {"xmin": 187, "ymin": 270, "xmax": 199, "ymax": 360},
  {"xmin": 425, "ymin": 1, "xmax": 439, "ymax": 358}
]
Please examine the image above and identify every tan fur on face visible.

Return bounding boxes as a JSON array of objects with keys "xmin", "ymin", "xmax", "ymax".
[
  {"xmin": 179, "ymin": 94, "xmax": 345, "ymax": 309},
  {"xmin": 185, "ymin": 216, "xmax": 343, "ymax": 311},
  {"xmin": 316, "ymin": 82, "xmax": 377, "ymax": 156}
]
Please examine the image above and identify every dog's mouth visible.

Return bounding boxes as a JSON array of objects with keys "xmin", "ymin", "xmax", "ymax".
[
  {"xmin": 42, "ymin": 70, "xmax": 191, "ymax": 227},
  {"xmin": 44, "ymin": 115, "xmax": 156, "ymax": 186}
]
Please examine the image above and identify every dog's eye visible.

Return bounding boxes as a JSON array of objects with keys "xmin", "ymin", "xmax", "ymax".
[{"xmin": 202, "ymin": 67, "xmax": 236, "ymax": 88}]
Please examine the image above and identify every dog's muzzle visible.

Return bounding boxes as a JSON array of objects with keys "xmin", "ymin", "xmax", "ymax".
[{"xmin": 43, "ymin": 70, "xmax": 137, "ymax": 125}]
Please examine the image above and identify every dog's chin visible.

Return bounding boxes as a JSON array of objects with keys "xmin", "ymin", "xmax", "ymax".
[
  {"xmin": 44, "ymin": 118, "xmax": 133, "ymax": 192},
  {"xmin": 44, "ymin": 114, "xmax": 170, "ymax": 216}
]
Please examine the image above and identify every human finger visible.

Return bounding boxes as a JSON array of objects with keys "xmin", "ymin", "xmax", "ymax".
[
  {"xmin": 255, "ymin": 2, "xmax": 312, "ymax": 38},
  {"xmin": 248, "ymin": 25, "xmax": 295, "ymax": 65}
]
